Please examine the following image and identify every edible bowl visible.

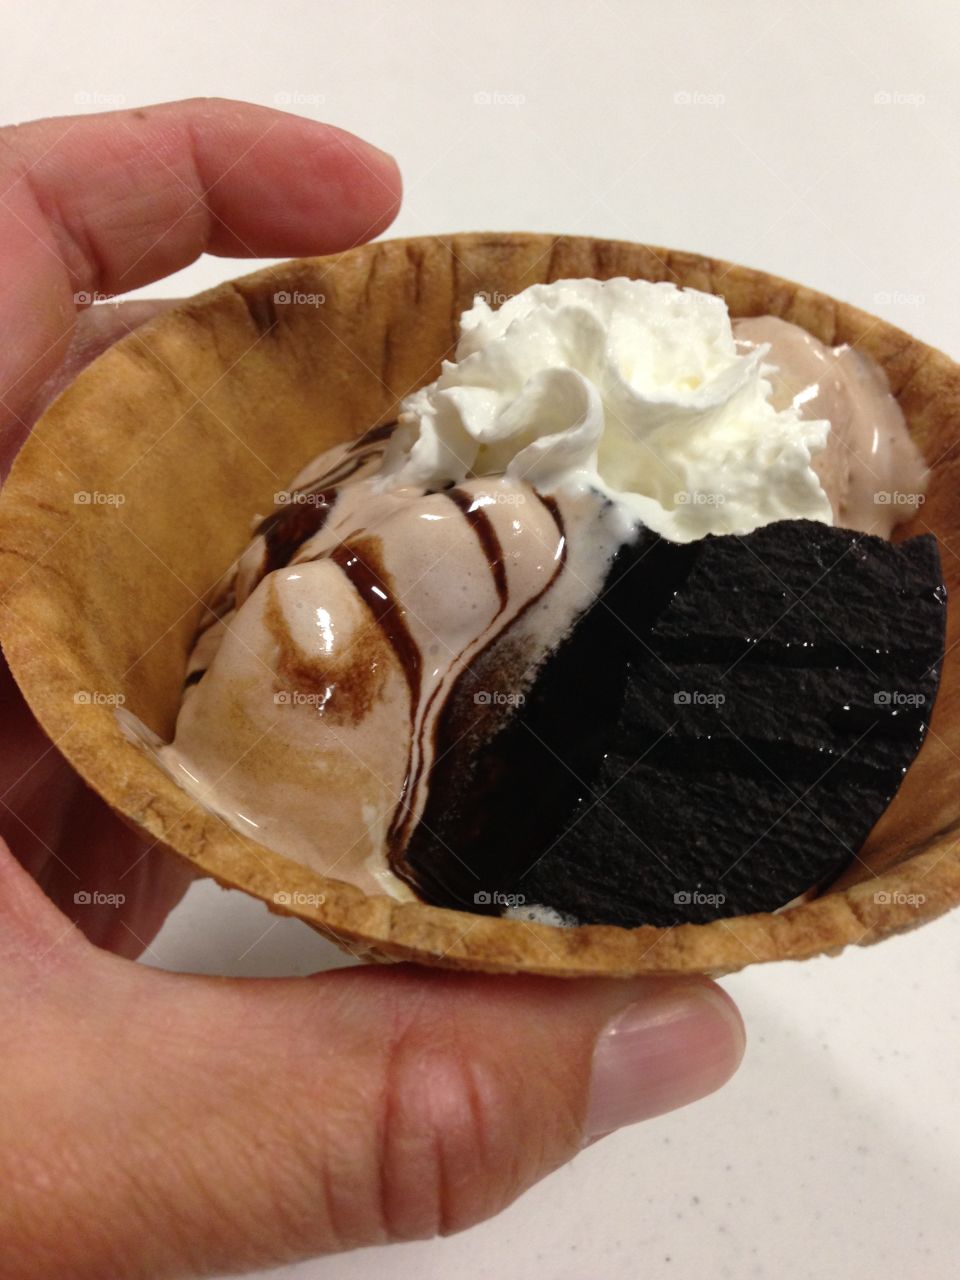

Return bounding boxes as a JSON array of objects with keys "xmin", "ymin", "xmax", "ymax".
[{"xmin": 1, "ymin": 231, "xmax": 959, "ymax": 977}]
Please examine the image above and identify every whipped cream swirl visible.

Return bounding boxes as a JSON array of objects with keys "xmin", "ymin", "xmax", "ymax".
[{"xmin": 379, "ymin": 277, "xmax": 834, "ymax": 541}]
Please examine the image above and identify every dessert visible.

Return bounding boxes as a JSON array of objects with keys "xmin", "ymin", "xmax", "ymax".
[
  {"xmin": 136, "ymin": 276, "xmax": 944, "ymax": 927},
  {"xmin": 4, "ymin": 231, "xmax": 958, "ymax": 975}
]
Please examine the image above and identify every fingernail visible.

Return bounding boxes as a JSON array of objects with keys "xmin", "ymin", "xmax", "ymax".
[{"xmin": 585, "ymin": 981, "xmax": 745, "ymax": 1139}]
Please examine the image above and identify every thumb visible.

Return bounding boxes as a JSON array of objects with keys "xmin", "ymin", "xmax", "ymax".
[{"xmin": 0, "ymin": 859, "xmax": 744, "ymax": 1278}]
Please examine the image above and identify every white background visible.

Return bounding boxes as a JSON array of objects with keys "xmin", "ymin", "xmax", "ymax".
[{"xmin": 4, "ymin": 2, "xmax": 960, "ymax": 1277}]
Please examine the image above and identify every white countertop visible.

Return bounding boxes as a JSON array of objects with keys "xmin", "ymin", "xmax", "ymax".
[
  {"xmin": 4, "ymin": 1, "xmax": 959, "ymax": 1276},
  {"xmin": 153, "ymin": 885, "xmax": 960, "ymax": 1280}
]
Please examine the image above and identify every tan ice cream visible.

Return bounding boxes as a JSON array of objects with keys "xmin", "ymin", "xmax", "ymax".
[
  {"xmin": 733, "ymin": 315, "xmax": 927, "ymax": 535},
  {"xmin": 129, "ymin": 278, "xmax": 928, "ymax": 900}
]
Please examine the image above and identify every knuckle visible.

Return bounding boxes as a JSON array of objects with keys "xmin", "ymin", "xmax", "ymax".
[{"xmin": 376, "ymin": 1027, "xmax": 538, "ymax": 1242}]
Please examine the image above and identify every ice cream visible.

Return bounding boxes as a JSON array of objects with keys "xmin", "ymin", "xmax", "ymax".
[
  {"xmin": 732, "ymin": 315, "xmax": 928, "ymax": 536},
  {"xmin": 138, "ymin": 277, "xmax": 929, "ymax": 906}
]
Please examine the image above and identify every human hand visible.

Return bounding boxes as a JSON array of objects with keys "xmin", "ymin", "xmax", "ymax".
[
  {"xmin": 0, "ymin": 95, "xmax": 403, "ymax": 956},
  {"xmin": 0, "ymin": 98, "xmax": 744, "ymax": 1279}
]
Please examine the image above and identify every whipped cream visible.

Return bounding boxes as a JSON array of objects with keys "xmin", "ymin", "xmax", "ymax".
[{"xmin": 379, "ymin": 277, "xmax": 834, "ymax": 541}]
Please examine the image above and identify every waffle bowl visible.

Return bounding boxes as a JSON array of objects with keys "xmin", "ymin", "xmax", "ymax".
[{"xmin": 1, "ymin": 231, "xmax": 958, "ymax": 977}]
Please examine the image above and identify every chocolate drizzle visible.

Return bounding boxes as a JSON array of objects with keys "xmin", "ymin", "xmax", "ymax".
[
  {"xmin": 257, "ymin": 491, "xmax": 337, "ymax": 575},
  {"xmin": 351, "ymin": 421, "xmax": 399, "ymax": 448},
  {"xmin": 253, "ymin": 424, "xmax": 397, "ymax": 577},
  {"xmin": 389, "ymin": 489, "xmax": 569, "ymax": 881},
  {"xmin": 465, "ymin": 490, "xmax": 566, "ymax": 642},
  {"xmin": 445, "ymin": 488, "xmax": 508, "ymax": 612},
  {"xmin": 329, "ymin": 535, "xmax": 423, "ymax": 849},
  {"xmin": 328, "ymin": 537, "xmax": 422, "ymax": 704},
  {"xmin": 324, "ymin": 485, "xmax": 569, "ymax": 868}
]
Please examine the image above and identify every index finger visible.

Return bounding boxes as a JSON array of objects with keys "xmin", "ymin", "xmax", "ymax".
[{"xmin": 0, "ymin": 97, "xmax": 402, "ymax": 470}]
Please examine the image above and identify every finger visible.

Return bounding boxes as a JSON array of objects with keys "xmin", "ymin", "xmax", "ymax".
[
  {"xmin": 0, "ymin": 660, "xmax": 192, "ymax": 957},
  {"xmin": 24, "ymin": 297, "xmax": 183, "ymax": 423},
  {"xmin": 0, "ymin": 296, "xmax": 197, "ymax": 953},
  {"xmin": 33, "ymin": 795, "xmax": 196, "ymax": 959},
  {"xmin": 0, "ymin": 97, "xmax": 402, "ymax": 470},
  {"xmin": 0, "ymin": 909, "xmax": 745, "ymax": 1276},
  {"xmin": 1, "ymin": 98, "xmax": 401, "ymax": 294},
  {"xmin": 1, "ymin": 800, "xmax": 192, "ymax": 958}
]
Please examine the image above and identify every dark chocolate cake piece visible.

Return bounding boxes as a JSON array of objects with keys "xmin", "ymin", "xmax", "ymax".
[{"xmin": 398, "ymin": 519, "xmax": 946, "ymax": 926}]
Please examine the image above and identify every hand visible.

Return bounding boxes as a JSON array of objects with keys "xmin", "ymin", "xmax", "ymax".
[{"xmin": 0, "ymin": 99, "xmax": 745, "ymax": 1279}]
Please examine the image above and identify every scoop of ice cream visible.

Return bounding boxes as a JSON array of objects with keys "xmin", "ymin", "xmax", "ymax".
[
  {"xmin": 378, "ymin": 277, "xmax": 834, "ymax": 542},
  {"xmin": 732, "ymin": 315, "xmax": 928, "ymax": 536}
]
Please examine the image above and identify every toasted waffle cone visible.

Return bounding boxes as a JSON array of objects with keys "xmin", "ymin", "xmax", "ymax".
[{"xmin": 1, "ymin": 233, "xmax": 959, "ymax": 977}]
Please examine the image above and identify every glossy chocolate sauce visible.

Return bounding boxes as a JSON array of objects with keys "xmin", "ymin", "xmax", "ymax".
[{"xmin": 444, "ymin": 488, "xmax": 509, "ymax": 612}]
